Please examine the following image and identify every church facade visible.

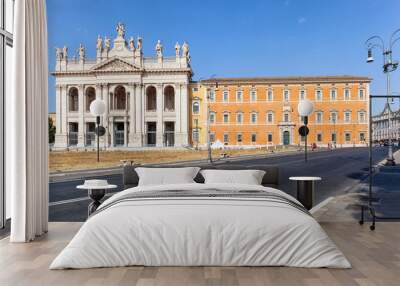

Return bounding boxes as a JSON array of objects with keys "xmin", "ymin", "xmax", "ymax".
[{"xmin": 53, "ymin": 23, "xmax": 192, "ymax": 149}]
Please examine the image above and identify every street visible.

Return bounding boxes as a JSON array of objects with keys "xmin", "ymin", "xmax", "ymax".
[{"xmin": 49, "ymin": 147, "xmax": 392, "ymax": 221}]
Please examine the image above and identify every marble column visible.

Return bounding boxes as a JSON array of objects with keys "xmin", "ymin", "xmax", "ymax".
[
  {"xmin": 174, "ymin": 83, "xmax": 183, "ymax": 146},
  {"xmin": 130, "ymin": 84, "xmax": 143, "ymax": 147},
  {"xmin": 124, "ymin": 119, "xmax": 128, "ymax": 147},
  {"xmin": 54, "ymin": 84, "xmax": 67, "ymax": 148},
  {"xmin": 128, "ymin": 83, "xmax": 136, "ymax": 147},
  {"xmin": 77, "ymin": 84, "xmax": 85, "ymax": 147},
  {"xmin": 103, "ymin": 84, "xmax": 110, "ymax": 148},
  {"xmin": 61, "ymin": 85, "xmax": 68, "ymax": 135},
  {"xmin": 156, "ymin": 84, "xmax": 164, "ymax": 147},
  {"xmin": 110, "ymin": 118, "xmax": 114, "ymax": 148},
  {"xmin": 180, "ymin": 83, "xmax": 189, "ymax": 146},
  {"xmin": 175, "ymin": 83, "xmax": 181, "ymax": 133}
]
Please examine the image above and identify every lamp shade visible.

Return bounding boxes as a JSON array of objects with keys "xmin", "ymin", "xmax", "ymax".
[
  {"xmin": 366, "ymin": 49, "xmax": 374, "ymax": 63},
  {"xmin": 90, "ymin": 99, "xmax": 106, "ymax": 116},
  {"xmin": 297, "ymin": 99, "xmax": 314, "ymax": 116}
]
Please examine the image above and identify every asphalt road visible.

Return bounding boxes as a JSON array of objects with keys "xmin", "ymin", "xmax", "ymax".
[{"xmin": 49, "ymin": 147, "xmax": 392, "ymax": 222}]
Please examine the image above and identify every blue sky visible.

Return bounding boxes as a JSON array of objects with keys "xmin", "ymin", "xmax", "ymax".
[{"xmin": 47, "ymin": 0, "xmax": 400, "ymax": 114}]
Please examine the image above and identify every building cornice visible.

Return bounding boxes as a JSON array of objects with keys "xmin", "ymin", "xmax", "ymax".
[{"xmin": 197, "ymin": 76, "xmax": 372, "ymax": 85}]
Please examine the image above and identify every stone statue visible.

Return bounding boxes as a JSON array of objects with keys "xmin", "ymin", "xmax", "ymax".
[
  {"xmin": 175, "ymin": 42, "xmax": 181, "ymax": 57},
  {"xmin": 137, "ymin": 36, "xmax": 142, "ymax": 51},
  {"xmin": 104, "ymin": 36, "xmax": 110, "ymax": 51},
  {"xmin": 78, "ymin": 43, "xmax": 85, "ymax": 60},
  {"xmin": 55, "ymin": 47, "xmax": 62, "ymax": 60},
  {"xmin": 155, "ymin": 40, "xmax": 163, "ymax": 57},
  {"xmin": 182, "ymin": 41, "xmax": 189, "ymax": 58},
  {"xmin": 129, "ymin": 37, "xmax": 135, "ymax": 51},
  {"xmin": 62, "ymin": 46, "xmax": 68, "ymax": 59},
  {"xmin": 96, "ymin": 35, "xmax": 103, "ymax": 51},
  {"xmin": 116, "ymin": 22, "xmax": 125, "ymax": 38}
]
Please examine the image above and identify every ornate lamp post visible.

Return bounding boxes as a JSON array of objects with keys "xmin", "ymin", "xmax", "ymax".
[
  {"xmin": 365, "ymin": 30, "xmax": 400, "ymax": 166},
  {"xmin": 205, "ymin": 74, "xmax": 218, "ymax": 164},
  {"xmin": 90, "ymin": 99, "xmax": 106, "ymax": 162},
  {"xmin": 298, "ymin": 99, "xmax": 314, "ymax": 162}
]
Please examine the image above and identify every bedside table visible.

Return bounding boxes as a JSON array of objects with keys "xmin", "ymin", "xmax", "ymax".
[
  {"xmin": 289, "ymin": 176, "xmax": 321, "ymax": 210},
  {"xmin": 77, "ymin": 180, "xmax": 117, "ymax": 216}
]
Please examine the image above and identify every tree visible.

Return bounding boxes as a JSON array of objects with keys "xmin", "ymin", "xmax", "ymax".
[{"xmin": 48, "ymin": 117, "xmax": 56, "ymax": 143}]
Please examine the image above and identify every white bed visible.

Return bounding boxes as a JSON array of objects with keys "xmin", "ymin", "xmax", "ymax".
[{"xmin": 50, "ymin": 183, "xmax": 350, "ymax": 269}]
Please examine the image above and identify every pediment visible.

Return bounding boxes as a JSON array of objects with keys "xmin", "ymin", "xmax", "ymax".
[{"xmin": 92, "ymin": 57, "xmax": 140, "ymax": 72}]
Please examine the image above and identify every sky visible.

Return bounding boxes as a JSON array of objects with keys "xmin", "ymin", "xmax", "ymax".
[{"xmin": 47, "ymin": 0, "xmax": 400, "ymax": 114}]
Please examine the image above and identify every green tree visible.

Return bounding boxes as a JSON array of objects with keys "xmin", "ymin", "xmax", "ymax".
[{"xmin": 48, "ymin": 117, "xmax": 56, "ymax": 143}]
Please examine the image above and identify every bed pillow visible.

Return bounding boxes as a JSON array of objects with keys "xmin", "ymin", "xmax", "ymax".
[
  {"xmin": 200, "ymin": 169, "xmax": 266, "ymax": 185},
  {"xmin": 135, "ymin": 167, "xmax": 201, "ymax": 186}
]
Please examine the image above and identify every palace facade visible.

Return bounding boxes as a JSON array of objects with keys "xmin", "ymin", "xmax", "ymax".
[
  {"xmin": 190, "ymin": 77, "xmax": 371, "ymax": 148},
  {"xmin": 371, "ymin": 103, "xmax": 400, "ymax": 143},
  {"xmin": 53, "ymin": 24, "xmax": 371, "ymax": 149}
]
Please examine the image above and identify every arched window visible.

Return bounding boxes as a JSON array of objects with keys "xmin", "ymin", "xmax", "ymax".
[
  {"xmin": 114, "ymin": 85, "xmax": 126, "ymax": 110},
  {"xmin": 68, "ymin": 87, "xmax": 79, "ymax": 112},
  {"xmin": 164, "ymin": 85, "xmax": 175, "ymax": 112},
  {"xmin": 85, "ymin": 87, "xmax": 96, "ymax": 111},
  {"xmin": 146, "ymin": 86, "xmax": 157, "ymax": 111},
  {"xmin": 192, "ymin": 101, "xmax": 200, "ymax": 114}
]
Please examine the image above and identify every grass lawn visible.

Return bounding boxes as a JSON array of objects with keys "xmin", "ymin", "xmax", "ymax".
[{"xmin": 49, "ymin": 147, "xmax": 296, "ymax": 172}]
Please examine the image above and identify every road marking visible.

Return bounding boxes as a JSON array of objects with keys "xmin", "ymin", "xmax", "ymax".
[
  {"xmin": 49, "ymin": 193, "xmax": 114, "ymax": 206},
  {"xmin": 310, "ymin": 197, "xmax": 334, "ymax": 215}
]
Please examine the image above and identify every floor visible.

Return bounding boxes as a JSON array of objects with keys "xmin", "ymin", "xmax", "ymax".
[{"xmin": 0, "ymin": 220, "xmax": 399, "ymax": 286}]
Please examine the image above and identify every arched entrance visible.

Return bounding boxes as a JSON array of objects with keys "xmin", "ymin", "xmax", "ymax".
[{"xmin": 283, "ymin": 131, "xmax": 290, "ymax": 145}]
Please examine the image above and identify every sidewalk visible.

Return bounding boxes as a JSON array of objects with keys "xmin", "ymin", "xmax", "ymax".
[{"xmin": 313, "ymin": 150, "xmax": 400, "ymax": 222}]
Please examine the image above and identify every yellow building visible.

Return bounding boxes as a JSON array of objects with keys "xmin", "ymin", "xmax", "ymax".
[{"xmin": 189, "ymin": 76, "xmax": 371, "ymax": 148}]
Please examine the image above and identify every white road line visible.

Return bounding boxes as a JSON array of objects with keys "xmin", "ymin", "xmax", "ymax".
[
  {"xmin": 310, "ymin": 197, "xmax": 334, "ymax": 215},
  {"xmin": 49, "ymin": 193, "xmax": 114, "ymax": 206}
]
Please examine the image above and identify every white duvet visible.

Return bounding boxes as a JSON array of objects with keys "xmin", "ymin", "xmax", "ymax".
[{"xmin": 50, "ymin": 183, "xmax": 350, "ymax": 269}]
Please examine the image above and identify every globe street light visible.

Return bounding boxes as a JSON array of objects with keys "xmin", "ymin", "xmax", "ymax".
[
  {"xmin": 365, "ymin": 30, "xmax": 400, "ymax": 166},
  {"xmin": 298, "ymin": 99, "xmax": 314, "ymax": 162},
  {"xmin": 90, "ymin": 99, "xmax": 106, "ymax": 162}
]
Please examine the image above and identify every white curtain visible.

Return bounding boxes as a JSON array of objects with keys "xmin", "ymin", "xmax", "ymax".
[{"xmin": 8, "ymin": 0, "xmax": 49, "ymax": 242}]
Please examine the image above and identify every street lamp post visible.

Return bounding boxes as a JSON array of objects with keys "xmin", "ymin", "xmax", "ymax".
[
  {"xmin": 90, "ymin": 99, "xmax": 106, "ymax": 162},
  {"xmin": 298, "ymin": 99, "xmax": 314, "ymax": 162},
  {"xmin": 365, "ymin": 30, "xmax": 400, "ymax": 166},
  {"xmin": 204, "ymin": 75, "xmax": 218, "ymax": 164}
]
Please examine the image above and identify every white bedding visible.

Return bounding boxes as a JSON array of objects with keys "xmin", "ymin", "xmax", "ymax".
[{"xmin": 50, "ymin": 183, "xmax": 350, "ymax": 269}]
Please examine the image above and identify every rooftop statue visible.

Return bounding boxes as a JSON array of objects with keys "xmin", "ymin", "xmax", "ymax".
[
  {"xmin": 116, "ymin": 22, "xmax": 125, "ymax": 38},
  {"xmin": 78, "ymin": 43, "xmax": 85, "ymax": 60},
  {"xmin": 96, "ymin": 35, "xmax": 103, "ymax": 51},
  {"xmin": 104, "ymin": 36, "xmax": 110, "ymax": 51},
  {"xmin": 182, "ymin": 42, "xmax": 189, "ymax": 58},
  {"xmin": 62, "ymin": 46, "xmax": 68, "ymax": 59},
  {"xmin": 155, "ymin": 40, "xmax": 163, "ymax": 57},
  {"xmin": 129, "ymin": 37, "xmax": 135, "ymax": 51},
  {"xmin": 175, "ymin": 42, "xmax": 181, "ymax": 57},
  {"xmin": 55, "ymin": 47, "xmax": 62, "ymax": 60},
  {"xmin": 137, "ymin": 36, "xmax": 142, "ymax": 51}
]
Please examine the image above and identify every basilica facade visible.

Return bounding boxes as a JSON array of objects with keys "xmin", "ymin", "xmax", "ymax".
[{"xmin": 53, "ymin": 23, "xmax": 192, "ymax": 149}]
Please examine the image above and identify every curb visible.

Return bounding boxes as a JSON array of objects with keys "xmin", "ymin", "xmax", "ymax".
[{"xmin": 343, "ymin": 149, "xmax": 400, "ymax": 195}]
